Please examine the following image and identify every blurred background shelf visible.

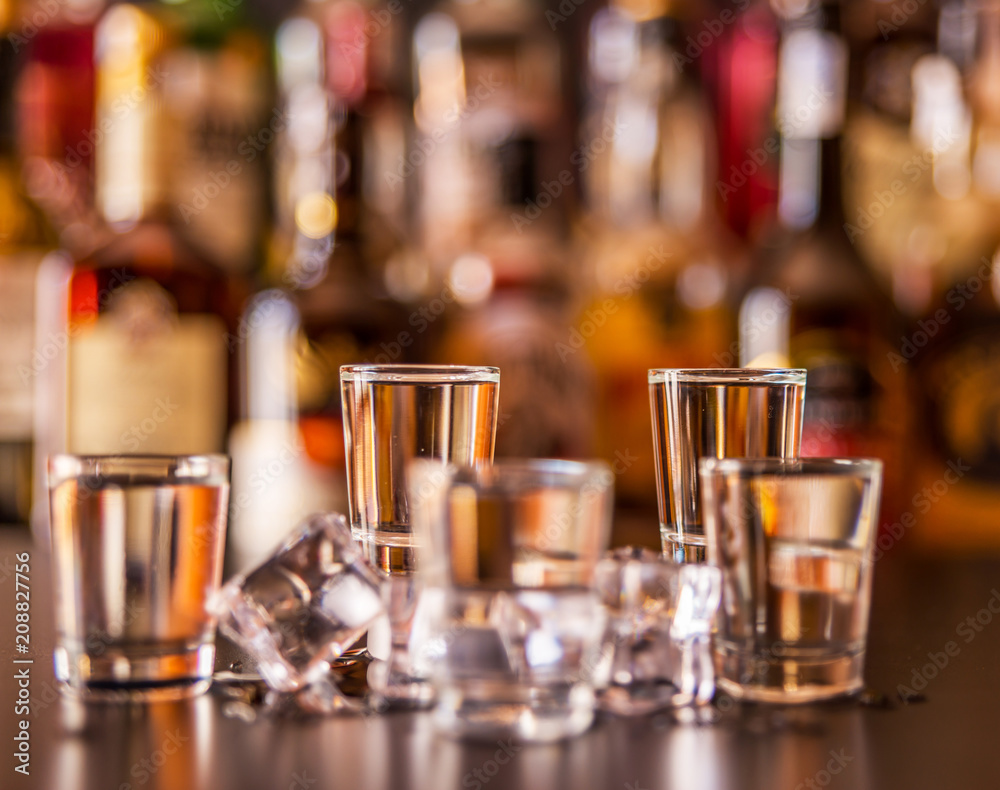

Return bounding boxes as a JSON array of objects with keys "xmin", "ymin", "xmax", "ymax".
[{"xmin": 2, "ymin": 0, "xmax": 1000, "ymax": 564}]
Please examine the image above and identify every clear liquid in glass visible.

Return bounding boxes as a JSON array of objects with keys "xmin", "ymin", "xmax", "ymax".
[
  {"xmin": 716, "ymin": 539, "xmax": 869, "ymax": 702},
  {"xmin": 650, "ymin": 376, "xmax": 803, "ymax": 562},
  {"xmin": 50, "ymin": 475, "xmax": 229, "ymax": 700},
  {"xmin": 342, "ymin": 378, "xmax": 499, "ymax": 572}
]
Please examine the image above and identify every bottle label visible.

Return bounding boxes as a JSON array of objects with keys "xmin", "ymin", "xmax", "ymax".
[
  {"xmin": 0, "ymin": 253, "xmax": 43, "ymax": 440},
  {"xmin": 778, "ymin": 29, "xmax": 847, "ymax": 140},
  {"xmin": 67, "ymin": 280, "xmax": 226, "ymax": 455},
  {"xmin": 164, "ymin": 48, "xmax": 268, "ymax": 270}
]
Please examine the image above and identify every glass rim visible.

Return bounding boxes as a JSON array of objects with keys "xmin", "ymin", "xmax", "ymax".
[
  {"xmin": 48, "ymin": 453, "xmax": 230, "ymax": 485},
  {"xmin": 340, "ymin": 364, "xmax": 500, "ymax": 383},
  {"xmin": 698, "ymin": 457, "xmax": 883, "ymax": 477},
  {"xmin": 648, "ymin": 368, "xmax": 807, "ymax": 385}
]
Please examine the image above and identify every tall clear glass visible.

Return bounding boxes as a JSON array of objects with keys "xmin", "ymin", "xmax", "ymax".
[
  {"xmin": 410, "ymin": 459, "xmax": 614, "ymax": 742},
  {"xmin": 649, "ymin": 368, "xmax": 805, "ymax": 563},
  {"xmin": 340, "ymin": 364, "xmax": 499, "ymax": 703},
  {"xmin": 701, "ymin": 457, "xmax": 883, "ymax": 703},
  {"xmin": 48, "ymin": 454, "xmax": 230, "ymax": 701}
]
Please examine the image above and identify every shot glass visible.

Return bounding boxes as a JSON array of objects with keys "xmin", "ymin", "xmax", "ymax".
[
  {"xmin": 341, "ymin": 364, "xmax": 499, "ymax": 704},
  {"xmin": 594, "ymin": 547, "xmax": 721, "ymax": 716},
  {"xmin": 410, "ymin": 459, "xmax": 614, "ymax": 742},
  {"xmin": 649, "ymin": 368, "xmax": 805, "ymax": 563},
  {"xmin": 700, "ymin": 457, "xmax": 883, "ymax": 703},
  {"xmin": 48, "ymin": 454, "xmax": 230, "ymax": 700}
]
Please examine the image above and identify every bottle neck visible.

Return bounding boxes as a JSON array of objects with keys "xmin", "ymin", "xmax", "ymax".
[
  {"xmin": 778, "ymin": 134, "xmax": 845, "ymax": 232},
  {"xmin": 774, "ymin": 8, "xmax": 849, "ymax": 233},
  {"xmin": 94, "ymin": 4, "xmax": 170, "ymax": 227}
]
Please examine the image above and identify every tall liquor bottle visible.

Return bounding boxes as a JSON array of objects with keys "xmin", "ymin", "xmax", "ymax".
[
  {"xmin": 841, "ymin": 0, "xmax": 992, "ymax": 311},
  {"xmin": 0, "ymin": 1, "xmax": 56, "ymax": 524},
  {"xmin": 709, "ymin": 0, "xmax": 781, "ymax": 238},
  {"xmin": 226, "ymin": 1, "xmax": 411, "ymax": 568},
  {"xmin": 575, "ymin": 0, "xmax": 739, "ymax": 505},
  {"xmin": 154, "ymin": 0, "xmax": 271, "ymax": 276},
  {"xmin": 12, "ymin": 0, "xmax": 103, "ymax": 252},
  {"xmin": 905, "ymin": 0, "xmax": 1000, "ymax": 551},
  {"xmin": 738, "ymin": 0, "xmax": 909, "ymax": 519},
  {"xmin": 411, "ymin": 0, "xmax": 595, "ymax": 459},
  {"xmin": 39, "ymin": 3, "xmax": 244, "ymax": 465}
]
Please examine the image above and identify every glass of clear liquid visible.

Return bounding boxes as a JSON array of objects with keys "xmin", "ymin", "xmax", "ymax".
[
  {"xmin": 409, "ymin": 458, "xmax": 614, "ymax": 742},
  {"xmin": 648, "ymin": 368, "xmax": 805, "ymax": 563},
  {"xmin": 340, "ymin": 365, "xmax": 500, "ymax": 704},
  {"xmin": 700, "ymin": 457, "xmax": 883, "ymax": 703},
  {"xmin": 48, "ymin": 454, "xmax": 230, "ymax": 701}
]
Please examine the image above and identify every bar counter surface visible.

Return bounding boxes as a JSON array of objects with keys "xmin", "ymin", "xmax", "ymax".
[{"xmin": 2, "ymin": 526, "xmax": 998, "ymax": 790}]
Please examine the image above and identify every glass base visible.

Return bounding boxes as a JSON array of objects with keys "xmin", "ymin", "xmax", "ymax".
[
  {"xmin": 715, "ymin": 642, "xmax": 865, "ymax": 703},
  {"xmin": 599, "ymin": 681, "xmax": 692, "ymax": 717},
  {"xmin": 660, "ymin": 531, "xmax": 708, "ymax": 564},
  {"xmin": 433, "ymin": 682, "xmax": 595, "ymax": 742},
  {"xmin": 367, "ymin": 657, "xmax": 436, "ymax": 709},
  {"xmin": 54, "ymin": 641, "xmax": 216, "ymax": 702}
]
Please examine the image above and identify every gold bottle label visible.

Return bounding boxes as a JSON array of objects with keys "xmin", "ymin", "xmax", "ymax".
[{"xmin": 67, "ymin": 279, "xmax": 226, "ymax": 455}]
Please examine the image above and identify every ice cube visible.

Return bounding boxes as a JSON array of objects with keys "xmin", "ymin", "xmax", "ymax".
[
  {"xmin": 211, "ymin": 513, "xmax": 386, "ymax": 694},
  {"xmin": 594, "ymin": 546, "xmax": 721, "ymax": 715}
]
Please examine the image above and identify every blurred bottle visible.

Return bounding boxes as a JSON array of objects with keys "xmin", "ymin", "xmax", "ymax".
[
  {"xmin": 410, "ymin": 0, "xmax": 595, "ymax": 457},
  {"xmin": 0, "ymin": 0, "xmax": 56, "ymax": 524},
  {"xmin": 411, "ymin": 0, "xmax": 570, "ymax": 288},
  {"xmin": 905, "ymin": 0, "xmax": 1000, "ymax": 551},
  {"xmin": 156, "ymin": 0, "xmax": 271, "ymax": 275},
  {"xmin": 13, "ymin": 0, "xmax": 104, "ymax": 252},
  {"xmin": 842, "ymin": 0, "xmax": 991, "ymax": 313},
  {"xmin": 32, "ymin": 3, "xmax": 246, "ymax": 540},
  {"xmin": 574, "ymin": 0, "xmax": 740, "ymax": 505},
  {"xmin": 227, "ymin": 1, "xmax": 413, "ymax": 568},
  {"xmin": 710, "ymin": 0, "xmax": 781, "ymax": 238},
  {"xmin": 738, "ymin": 0, "xmax": 909, "ymax": 519}
]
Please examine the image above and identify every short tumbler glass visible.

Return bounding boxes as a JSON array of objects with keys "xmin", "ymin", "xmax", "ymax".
[
  {"xmin": 649, "ymin": 368, "xmax": 805, "ymax": 563},
  {"xmin": 341, "ymin": 364, "xmax": 499, "ymax": 702},
  {"xmin": 49, "ymin": 454, "xmax": 230, "ymax": 700},
  {"xmin": 411, "ymin": 459, "xmax": 614, "ymax": 742},
  {"xmin": 701, "ymin": 457, "xmax": 883, "ymax": 703}
]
